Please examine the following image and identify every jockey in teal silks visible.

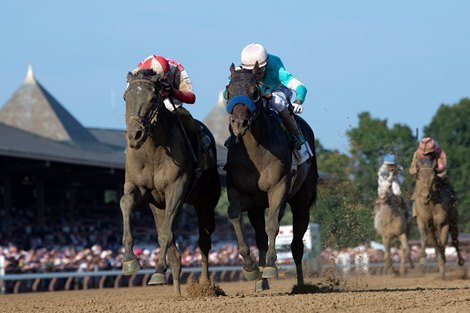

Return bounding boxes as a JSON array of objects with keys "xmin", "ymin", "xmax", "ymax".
[{"xmin": 225, "ymin": 43, "xmax": 308, "ymax": 149}]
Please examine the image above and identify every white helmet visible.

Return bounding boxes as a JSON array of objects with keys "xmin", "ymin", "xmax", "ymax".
[{"xmin": 241, "ymin": 43, "xmax": 267, "ymax": 69}]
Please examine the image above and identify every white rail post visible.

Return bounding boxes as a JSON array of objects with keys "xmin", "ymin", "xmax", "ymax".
[{"xmin": 0, "ymin": 255, "xmax": 5, "ymax": 295}]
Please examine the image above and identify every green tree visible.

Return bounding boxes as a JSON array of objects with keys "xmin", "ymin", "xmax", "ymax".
[
  {"xmin": 313, "ymin": 140, "xmax": 374, "ymax": 248},
  {"xmin": 424, "ymin": 98, "xmax": 470, "ymax": 231},
  {"xmin": 347, "ymin": 112, "xmax": 416, "ymax": 206}
]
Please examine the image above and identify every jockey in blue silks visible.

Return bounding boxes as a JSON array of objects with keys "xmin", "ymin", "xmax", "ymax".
[{"xmin": 225, "ymin": 43, "xmax": 308, "ymax": 149}]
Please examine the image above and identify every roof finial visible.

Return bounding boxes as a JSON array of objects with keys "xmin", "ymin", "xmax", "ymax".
[
  {"xmin": 217, "ymin": 90, "xmax": 226, "ymax": 107},
  {"xmin": 24, "ymin": 64, "xmax": 36, "ymax": 84}
]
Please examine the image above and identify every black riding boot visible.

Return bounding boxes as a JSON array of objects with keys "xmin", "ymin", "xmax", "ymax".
[{"xmin": 278, "ymin": 108, "xmax": 305, "ymax": 149}]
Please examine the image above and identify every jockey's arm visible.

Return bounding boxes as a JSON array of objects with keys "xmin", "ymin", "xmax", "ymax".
[
  {"xmin": 173, "ymin": 69, "xmax": 196, "ymax": 104},
  {"xmin": 409, "ymin": 151, "xmax": 419, "ymax": 176},
  {"xmin": 279, "ymin": 66, "xmax": 307, "ymax": 104},
  {"xmin": 436, "ymin": 150, "xmax": 447, "ymax": 174}
]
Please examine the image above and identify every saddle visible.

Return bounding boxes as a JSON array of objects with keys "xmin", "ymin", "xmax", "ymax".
[
  {"xmin": 269, "ymin": 110, "xmax": 312, "ymax": 165},
  {"xmin": 173, "ymin": 107, "xmax": 216, "ymax": 171}
]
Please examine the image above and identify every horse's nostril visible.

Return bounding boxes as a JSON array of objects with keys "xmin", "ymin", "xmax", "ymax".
[
  {"xmin": 242, "ymin": 120, "xmax": 248, "ymax": 127},
  {"xmin": 135, "ymin": 130, "xmax": 143, "ymax": 140}
]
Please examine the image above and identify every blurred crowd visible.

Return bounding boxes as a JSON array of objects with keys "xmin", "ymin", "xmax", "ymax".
[{"xmin": 1, "ymin": 209, "xmax": 469, "ymax": 275}]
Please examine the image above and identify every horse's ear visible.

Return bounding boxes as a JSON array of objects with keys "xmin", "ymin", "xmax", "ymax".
[
  {"xmin": 230, "ymin": 63, "xmax": 236, "ymax": 77},
  {"xmin": 127, "ymin": 72, "xmax": 134, "ymax": 83},
  {"xmin": 252, "ymin": 61, "xmax": 260, "ymax": 76}
]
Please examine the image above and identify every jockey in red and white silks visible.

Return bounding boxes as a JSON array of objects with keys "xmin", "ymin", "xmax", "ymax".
[
  {"xmin": 409, "ymin": 137, "xmax": 447, "ymax": 177},
  {"xmin": 133, "ymin": 55, "xmax": 196, "ymax": 111}
]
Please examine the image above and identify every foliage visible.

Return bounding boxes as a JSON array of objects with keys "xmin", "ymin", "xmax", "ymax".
[
  {"xmin": 312, "ymin": 140, "xmax": 375, "ymax": 248},
  {"xmin": 347, "ymin": 112, "xmax": 416, "ymax": 205},
  {"xmin": 424, "ymin": 98, "xmax": 470, "ymax": 231}
]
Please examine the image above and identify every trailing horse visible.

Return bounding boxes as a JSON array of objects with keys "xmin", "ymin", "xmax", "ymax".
[
  {"xmin": 224, "ymin": 63, "xmax": 318, "ymax": 290},
  {"xmin": 374, "ymin": 177, "xmax": 413, "ymax": 275},
  {"xmin": 414, "ymin": 158, "xmax": 465, "ymax": 278},
  {"xmin": 120, "ymin": 69, "xmax": 221, "ymax": 295}
]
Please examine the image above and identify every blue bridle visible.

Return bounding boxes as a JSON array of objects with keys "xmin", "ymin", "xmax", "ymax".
[{"xmin": 226, "ymin": 95, "xmax": 257, "ymax": 113}]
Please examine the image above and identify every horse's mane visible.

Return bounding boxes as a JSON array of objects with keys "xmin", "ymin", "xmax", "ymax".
[
  {"xmin": 133, "ymin": 69, "xmax": 157, "ymax": 79},
  {"xmin": 230, "ymin": 67, "xmax": 256, "ymax": 82}
]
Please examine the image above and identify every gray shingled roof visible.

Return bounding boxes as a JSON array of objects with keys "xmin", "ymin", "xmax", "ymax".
[{"xmin": 0, "ymin": 65, "xmax": 100, "ymax": 148}]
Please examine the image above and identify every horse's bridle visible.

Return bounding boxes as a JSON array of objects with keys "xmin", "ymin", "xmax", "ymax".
[
  {"xmin": 124, "ymin": 78, "xmax": 164, "ymax": 137},
  {"xmin": 417, "ymin": 159, "xmax": 437, "ymax": 204},
  {"xmin": 226, "ymin": 76, "xmax": 264, "ymax": 129}
]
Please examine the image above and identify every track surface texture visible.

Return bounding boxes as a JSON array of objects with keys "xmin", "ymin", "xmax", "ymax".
[{"xmin": 2, "ymin": 268, "xmax": 469, "ymax": 313}]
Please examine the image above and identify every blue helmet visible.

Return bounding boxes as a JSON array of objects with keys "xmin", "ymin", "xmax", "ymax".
[{"xmin": 383, "ymin": 153, "xmax": 396, "ymax": 165}]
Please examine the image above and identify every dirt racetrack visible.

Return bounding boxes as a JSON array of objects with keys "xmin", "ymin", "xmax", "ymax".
[{"xmin": 2, "ymin": 269, "xmax": 469, "ymax": 313}]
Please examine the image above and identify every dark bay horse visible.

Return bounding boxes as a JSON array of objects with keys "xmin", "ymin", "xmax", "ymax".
[
  {"xmin": 120, "ymin": 70, "xmax": 221, "ymax": 295},
  {"xmin": 224, "ymin": 63, "xmax": 318, "ymax": 290},
  {"xmin": 374, "ymin": 179, "xmax": 413, "ymax": 275},
  {"xmin": 414, "ymin": 158, "xmax": 465, "ymax": 278}
]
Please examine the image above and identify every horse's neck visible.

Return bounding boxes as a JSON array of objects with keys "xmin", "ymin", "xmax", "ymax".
[
  {"xmin": 247, "ymin": 111, "xmax": 284, "ymax": 148},
  {"xmin": 149, "ymin": 109, "xmax": 182, "ymax": 148}
]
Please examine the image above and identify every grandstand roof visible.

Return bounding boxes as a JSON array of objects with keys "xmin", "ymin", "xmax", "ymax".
[{"xmin": 0, "ymin": 66, "xmax": 124, "ymax": 168}]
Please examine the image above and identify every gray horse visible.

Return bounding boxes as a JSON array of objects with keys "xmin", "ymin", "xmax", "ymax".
[
  {"xmin": 374, "ymin": 176, "xmax": 413, "ymax": 275},
  {"xmin": 120, "ymin": 70, "xmax": 221, "ymax": 295},
  {"xmin": 414, "ymin": 158, "xmax": 465, "ymax": 278},
  {"xmin": 224, "ymin": 63, "xmax": 318, "ymax": 290}
]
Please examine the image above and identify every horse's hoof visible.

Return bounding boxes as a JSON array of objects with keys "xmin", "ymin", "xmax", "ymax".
[
  {"xmin": 261, "ymin": 266, "xmax": 278, "ymax": 279},
  {"xmin": 243, "ymin": 267, "xmax": 261, "ymax": 281},
  {"xmin": 458, "ymin": 259, "xmax": 465, "ymax": 266},
  {"xmin": 122, "ymin": 259, "xmax": 140, "ymax": 275},
  {"xmin": 148, "ymin": 273, "xmax": 166, "ymax": 285},
  {"xmin": 254, "ymin": 278, "xmax": 270, "ymax": 292}
]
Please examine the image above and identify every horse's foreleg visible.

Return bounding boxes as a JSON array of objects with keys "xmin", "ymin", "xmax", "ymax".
[
  {"xmin": 383, "ymin": 236, "xmax": 392, "ymax": 273},
  {"xmin": 120, "ymin": 182, "xmax": 144, "ymax": 275},
  {"xmin": 417, "ymin": 218, "xmax": 427, "ymax": 265},
  {"xmin": 150, "ymin": 187, "xmax": 184, "ymax": 287},
  {"xmin": 148, "ymin": 204, "xmax": 182, "ymax": 294},
  {"xmin": 398, "ymin": 233, "xmax": 411, "ymax": 275},
  {"xmin": 263, "ymin": 183, "xmax": 288, "ymax": 279},
  {"xmin": 436, "ymin": 223, "xmax": 449, "ymax": 279},
  {"xmin": 248, "ymin": 207, "xmax": 269, "ymax": 291},
  {"xmin": 228, "ymin": 192, "xmax": 259, "ymax": 281}
]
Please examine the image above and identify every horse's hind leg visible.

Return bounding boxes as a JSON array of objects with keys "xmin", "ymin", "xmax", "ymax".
[
  {"xmin": 248, "ymin": 207, "xmax": 269, "ymax": 291},
  {"xmin": 194, "ymin": 202, "xmax": 216, "ymax": 284},
  {"xmin": 289, "ymin": 202, "xmax": 310, "ymax": 286},
  {"xmin": 120, "ymin": 182, "xmax": 145, "ymax": 275},
  {"xmin": 449, "ymin": 220, "xmax": 465, "ymax": 266}
]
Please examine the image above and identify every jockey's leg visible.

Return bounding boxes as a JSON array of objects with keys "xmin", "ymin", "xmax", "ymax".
[{"xmin": 270, "ymin": 90, "xmax": 305, "ymax": 149}]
